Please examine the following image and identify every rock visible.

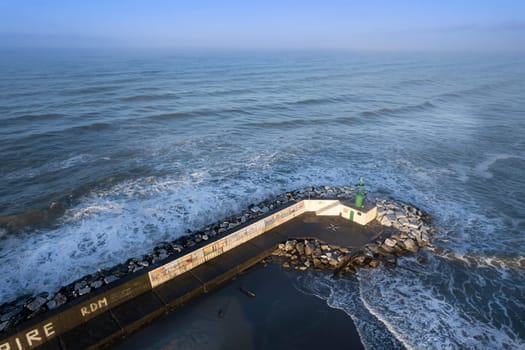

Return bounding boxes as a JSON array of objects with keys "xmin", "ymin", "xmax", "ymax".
[
  {"xmin": 402, "ymin": 238, "xmax": 419, "ymax": 253},
  {"xmin": 328, "ymin": 257, "xmax": 339, "ymax": 267},
  {"xmin": 380, "ymin": 215, "xmax": 392, "ymax": 227},
  {"xmin": 91, "ymin": 280, "xmax": 104, "ymax": 289},
  {"xmin": 295, "ymin": 242, "xmax": 305, "ymax": 255},
  {"xmin": 74, "ymin": 280, "xmax": 87, "ymax": 291},
  {"xmin": 380, "ymin": 244, "xmax": 395, "ymax": 253},
  {"xmin": 26, "ymin": 297, "xmax": 46, "ymax": 312},
  {"xmin": 78, "ymin": 286, "xmax": 91, "ymax": 296},
  {"xmin": 1, "ymin": 308, "xmax": 21, "ymax": 322},
  {"xmin": 282, "ymin": 262, "xmax": 290, "ymax": 269},
  {"xmin": 352, "ymin": 255, "xmax": 366, "ymax": 266},
  {"xmin": 384, "ymin": 238, "xmax": 397, "ymax": 248},
  {"xmin": 304, "ymin": 242, "xmax": 314, "ymax": 256},
  {"xmin": 321, "ymin": 244, "xmax": 330, "ymax": 251},
  {"xmin": 52, "ymin": 293, "xmax": 67, "ymax": 309},
  {"xmin": 368, "ymin": 260, "xmax": 380, "ymax": 268},
  {"xmin": 408, "ymin": 221, "xmax": 420, "ymax": 229},
  {"xmin": 313, "ymin": 258, "xmax": 322, "ymax": 268},
  {"xmin": 104, "ymin": 275, "xmax": 119, "ymax": 284},
  {"xmin": 298, "ymin": 266, "xmax": 308, "ymax": 271},
  {"xmin": 313, "ymin": 247, "xmax": 322, "ymax": 256},
  {"xmin": 398, "ymin": 217, "xmax": 409, "ymax": 226},
  {"xmin": 278, "ymin": 243, "xmax": 285, "ymax": 250},
  {"xmin": 133, "ymin": 266, "xmax": 144, "ymax": 273},
  {"xmin": 138, "ymin": 260, "xmax": 149, "ymax": 267},
  {"xmin": 202, "ymin": 234, "xmax": 209, "ymax": 241},
  {"xmin": 0, "ymin": 321, "xmax": 9, "ymax": 332},
  {"xmin": 46, "ymin": 300, "xmax": 57, "ymax": 310},
  {"xmin": 250, "ymin": 206, "xmax": 261, "ymax": 213},
  {"xmin": 285, "ymin": 240, "xmax": 296, "ymax": 252},
  {"xmin": 261, "ymin": 206, "xmax": 269, "ymax": 213},
  {"xmin": 366, "ymin": 244, "xmax": 382, "ymax": 255}
]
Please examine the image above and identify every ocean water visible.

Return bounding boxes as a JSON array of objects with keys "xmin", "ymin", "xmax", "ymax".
[{"xmin": 1, "ymin": 48, "xmax": 524, "ymax": 349}]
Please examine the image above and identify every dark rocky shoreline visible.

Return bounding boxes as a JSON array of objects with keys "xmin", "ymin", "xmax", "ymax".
[{"xmin": 0, "ymin": 186, "xmax": 434, "ymax": 335}]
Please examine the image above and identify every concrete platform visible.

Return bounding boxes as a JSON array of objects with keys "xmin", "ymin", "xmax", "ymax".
[{"xmin": 0, "ymin": 200, "xmax": 381, "ymax": 350}]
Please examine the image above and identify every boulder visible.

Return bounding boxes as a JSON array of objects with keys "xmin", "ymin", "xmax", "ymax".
[
  {"xmin": 26, "ymin": 297, "xmax": 46, "ymax": 312},
  {"xmin": 78, "ymin": 286, "xmax": 91, "ymax": 296},
  {"xmin": 380, "ymin": 215, "xmax": 392, "ymax": 227},
  {"xmin": 282, "ymin": 262, "xmax": 290, "ymax": 269},
  {"xmin": 368, "ymin": 260, "xmax": 380, "ymax": 268},
  {"xmin": 90, "ymin": 280, "xmax": 104, "ymax": 289},
  {"xmin": 1, "ymin": 308, "xmax": 21, "ymax": 322},
  {"xmin": 313, "ymin": 247, "xmax": 322, "ymax": 256},
  {"xmin": 304, "ymin": 242, "xmax": 314, "ymax": 256},
  {"xmin": 295, "ymin": 242, "xmax": 305, "ymax": 255},
  {"xmin": 104, "ymin": 275, "xmax": 119, "ymax": 284},
  {"xmin": 285, "ymin": 240, "xmax": 296, "ymax": 252},
  {"xmin": 402, "ymin": 238, "xmax": 419, "ymax": 253},
  {"xmin": 380, "ymin": 244, "xmax": 395, "ymax": 253},
  {"xmin": 384, "ymin": 238, "xmax": 397, "ymax": 248},
  {"xmin": 328, "ymin": 257, "xmax": 339, "ymax": 267},
  {"xmin": 366, "ymin": 244, "xmax": 381, "ymax": 255},
  {"xmin": 352, "ymin": 255, "xmax": 366, "ymax": 266}
]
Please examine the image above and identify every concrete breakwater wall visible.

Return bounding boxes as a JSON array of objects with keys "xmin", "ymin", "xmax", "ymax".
[{"xmin": 0, "ymin": 186, "xmax": 384, "ymax": 349}]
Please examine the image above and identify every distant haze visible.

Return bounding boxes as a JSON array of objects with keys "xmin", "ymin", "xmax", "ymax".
[{"xmin": 1, "ymin": 0, "xmax": 524, "ymax": 51}]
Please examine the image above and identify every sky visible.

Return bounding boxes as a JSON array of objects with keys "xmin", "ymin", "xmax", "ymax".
[{"xmin": 0, "ymin": 0, "xmax": 524, "ymax": 51}]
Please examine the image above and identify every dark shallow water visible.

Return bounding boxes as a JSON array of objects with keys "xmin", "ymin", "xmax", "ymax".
[{"xmin": 0, "ymin": 49, "xmax": 524, "ymax": 349}]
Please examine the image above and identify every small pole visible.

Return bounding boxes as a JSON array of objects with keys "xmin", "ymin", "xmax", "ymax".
[{"xmin": 355, "ymin": 178, "xmax": 365, "ymax": 208}]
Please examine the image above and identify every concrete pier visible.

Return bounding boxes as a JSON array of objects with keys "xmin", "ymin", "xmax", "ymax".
[{"xmin": 0, "ymin": 197, "xmax": 381, "ymax": 350}]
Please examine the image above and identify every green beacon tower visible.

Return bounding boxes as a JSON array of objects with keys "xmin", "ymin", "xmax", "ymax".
[{"xmin": 355, "ymin": 177, "xmax": 365, "ymax": 208}]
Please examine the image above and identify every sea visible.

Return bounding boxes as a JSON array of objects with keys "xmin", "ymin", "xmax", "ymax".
[{"xmin": 0, "ymin": 48, "xmax": 524, "ymax": 349}]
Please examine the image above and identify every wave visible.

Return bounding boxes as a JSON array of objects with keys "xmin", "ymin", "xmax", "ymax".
[
  {"xmin": 120, "ymin": 93, "xmax": 178, "ymax": 102},
  {"xmin": 357, "ymin": 261, "xmax": 525, "ymax": 349},
  {"xmin": 436, "ymin": 78, "xmax": 521, "ymax": 102},
  {"xmin": 395, "ymin": 78, "xmax": 434, "ymax": 87},
  {"xmin": 473, "ymin": 153, "xmax": 525, "ymax": 179},
  {"xmin": 240, "ymin": 117, "xmax": 331, "ymax": 130},
  {"xmin": 145, "ymin": 108, "xmax": 252, "ymax": 122},
  {"xmin": 0, "ymin": 202, "xmax": 66, "ymax": 234},
  {"xmin": 147, "ymin": 111, "xmax": 204, "ymax": 121},
  {"xmin": 1, "ymin": 113, "xmax": 65, "ymax": 125},
  {"xmin": 360, "ymin": 101, "xmax": 436, "ymax": 117},
  {"xmin": 63, "ymin": 85, "xmax": 120, "ymax": 95},
  {"xmin": 205, "ymin": 88, "xmax": 255, "ymax": 97},
  {"xmin": 287, "ymin": 95, "xmax": 353, "ymax": 107}
]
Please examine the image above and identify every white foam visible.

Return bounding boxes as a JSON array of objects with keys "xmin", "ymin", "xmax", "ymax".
[
  {"xmin": 0, "ymin": 165, "xmax": 363, "ymax": 301},
  {"xmin": 357, "ymin": 262, "xmax": 525, "ymax": 349}
]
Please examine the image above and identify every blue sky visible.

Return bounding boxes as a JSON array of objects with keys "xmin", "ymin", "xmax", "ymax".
[{"xmin": 1, "ymin": 0, "xmax": 524, "ymax": 51}]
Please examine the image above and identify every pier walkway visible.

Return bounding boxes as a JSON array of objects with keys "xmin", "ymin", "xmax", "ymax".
[
  {"xmin": 1, "ymin": 197, "xmax": 381, "ymax": 350},
  {"xmin": 64, "ymin": 214, "xmax": 379, "ymax": 349}
]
